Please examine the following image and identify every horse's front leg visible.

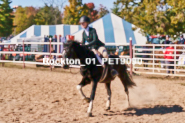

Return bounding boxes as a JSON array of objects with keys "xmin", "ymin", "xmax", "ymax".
[
  {"xmin": 105, "ymin": 82, "xmax": 111, "ymax": 111},
  {"xmin": 76, "ymin": 76, "xmax": 91, "ymax": 102},
  {"xmin": 87, "ymin": 80, "xmax": 98, "ymax": 117}
]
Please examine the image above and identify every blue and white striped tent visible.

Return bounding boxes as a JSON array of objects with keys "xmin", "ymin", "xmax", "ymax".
[
  {"xmin": 73, "ymin": 13, "xmax": 147, "ymax": 45},
  {"xmin": 11, "ymin": 24, "xmax": 82, "ymax": 43}
]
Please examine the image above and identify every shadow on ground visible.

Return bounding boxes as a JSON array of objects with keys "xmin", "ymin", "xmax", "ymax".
[{"xmin": 104, "ymin": 105, "xmax": 184, "ymax": 116}]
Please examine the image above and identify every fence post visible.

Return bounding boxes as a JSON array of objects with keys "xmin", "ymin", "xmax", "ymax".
[
  {"xmin": 23, "ymin": 40, "xmax": 25, "ymax": 68},
  {"xmin": 49, "ymin": 38, "xmax": 52, "ymax": 71},
  {"xmin": 129, "ymin": 37, "xmax": 133, "ymax": 76},
  {"xmin": 133, "ymin": 43, "xmax": 135, "ymax": 72},
  {"xmin": 153, "ymin": 45, "xmax": 154, "ymax": 73},
  {"xmin": 174, "ymin": 44, "xmax": 176, "ymax": 75}
]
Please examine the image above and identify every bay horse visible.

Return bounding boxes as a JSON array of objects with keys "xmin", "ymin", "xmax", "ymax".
[{"xmin": 63, "ymin": 40, "xmax": 136, "ymax": 117}]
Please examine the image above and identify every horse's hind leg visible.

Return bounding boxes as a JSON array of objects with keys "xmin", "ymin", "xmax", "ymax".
[
  {"xmin": 105, "ymin": 82, "xmax": 111, "ymax": 111},
  {"xmin": 118, "ymin": 74, "xmax": 131, "ymax": 107},
  {"xmin": 77, "ymin": 76, "xmax": 91, "ymax": 103}
]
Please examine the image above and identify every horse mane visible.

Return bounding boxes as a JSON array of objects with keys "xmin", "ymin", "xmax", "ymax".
[{"xmin": 66, "ymin": 40, "xmax": 95, "ymax": 57}]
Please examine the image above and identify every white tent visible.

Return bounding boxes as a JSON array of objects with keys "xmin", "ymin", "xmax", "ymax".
[
  {"xmin": 11, "ymin": 24, "xmax": 82, "ymax": 44},
  {"xmin": 72, "ymin": 13, "xmax": 147, "ymax": 45}
]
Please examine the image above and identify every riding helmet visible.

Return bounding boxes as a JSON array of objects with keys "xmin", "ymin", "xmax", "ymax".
[{"xmin": 79, "ymin": 16, "xmax": 90, "ymax": 23}]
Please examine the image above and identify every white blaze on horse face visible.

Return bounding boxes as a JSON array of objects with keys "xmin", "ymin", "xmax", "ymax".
[
  {"xmin": 62, "ymin": 50, "xmax": 66, "ymax": 57},
  {"xmin": 87, "ymin": 100, "xmax": 93, "ymax": 113},
  {"xmin": 76, "ymin": 85, "xmax": 86, "ymax": 99}
]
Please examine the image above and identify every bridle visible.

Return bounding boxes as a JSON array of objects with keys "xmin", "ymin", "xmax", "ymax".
[{"xmin": 62, "ymin": 47, "xmax": 80, "ymax": 74}]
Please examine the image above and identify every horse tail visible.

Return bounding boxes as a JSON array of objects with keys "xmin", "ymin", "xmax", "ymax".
[{"xmin": 120, "ymin": 64, "xmax": 136, "ymax": 88}]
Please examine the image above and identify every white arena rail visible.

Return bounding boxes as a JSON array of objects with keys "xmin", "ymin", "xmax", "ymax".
[
  {"xmin": 1, "ymin": 42, "xmax": 185, "ymax": 76},
  {"xmin": 0, "ymin": 41, "xmax": 130, "ymax": 70},
  {"xmin": 133, "ymin": 44, "xmax": 185, "ymax": 77},
  {"xmin": 0, "ymin": 41, "xmax": 80, "ymax": 70}
]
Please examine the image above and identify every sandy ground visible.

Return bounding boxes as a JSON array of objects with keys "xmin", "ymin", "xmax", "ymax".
[{"xmin": 0, "ymin": 66, "xmax": 185, "ymax": 123}]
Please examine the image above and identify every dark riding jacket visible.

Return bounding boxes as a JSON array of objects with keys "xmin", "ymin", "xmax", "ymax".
[{"xmin": 82, "ymin": 27, "xmax": 105, "ymax": 50}]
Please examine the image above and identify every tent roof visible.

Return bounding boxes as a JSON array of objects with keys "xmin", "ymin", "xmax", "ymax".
[
  {"xmin": 72, "ymin": 13, "xmax": 147, "ymax": 45},
  {"xmin": 11, "ymin": 24, "xmax": 82, "ymax": 43}
]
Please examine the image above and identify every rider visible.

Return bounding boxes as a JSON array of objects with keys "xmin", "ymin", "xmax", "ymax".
[{"xmin": 79, "ymin": 15, "xmax": 118, "ymax": 77}]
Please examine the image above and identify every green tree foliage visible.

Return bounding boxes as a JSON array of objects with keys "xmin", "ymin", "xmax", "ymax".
[
  {"xmin": 86, "ymin": 3, "xmax": 99, "ymax": 22},
  {"xmin": 98, "ymin": 4, "xmax": 109, "ymax": 18},
  {"xmin": 112, "ymin": 0, "xmax": 185, "ymax": 36},
  {"xmin": 0, "ymin": 0, "xmax": 14, "ymax": 37},
  {"xmin": 111, "ymin": 2, "xmax": 121, "ymax": 16},
  {"xmin": 14, "ymin": 6, "xmax": 37, "ymax": 35},
  {"xmin": 62, "ymin": 0, "xmax": 89, "ymax": 24},
  {"xmin": 34, "ymin": 4, "xmax": 62, "ymax": 25}
]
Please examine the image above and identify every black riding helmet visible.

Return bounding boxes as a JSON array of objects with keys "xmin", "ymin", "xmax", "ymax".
[{"xmin": 79, "ymin": 15, "xmax": 90, "ymax": 23}]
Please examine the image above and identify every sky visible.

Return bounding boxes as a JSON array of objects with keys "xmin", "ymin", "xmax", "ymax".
[{"xmin": 11, "ymin": 0, "xmax": 115, "ymax": 10}]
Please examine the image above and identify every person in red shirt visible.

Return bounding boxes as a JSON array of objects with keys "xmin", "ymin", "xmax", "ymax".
[{"xmin": 164, "ymin": 42, "xmax": 174, "ymax": 75}]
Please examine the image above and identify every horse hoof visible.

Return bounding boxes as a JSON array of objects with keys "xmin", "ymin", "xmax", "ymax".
[
  {"xmin": 87, "ymin": 113, "xmax": 93, "ymax": 117},
  {"xmin": 84, "ymin": 98, "xmax": 90, "ymax": 103},
  {"xmin": 105, "ymin": 107, "xmax": 110, "ymax": 111}
]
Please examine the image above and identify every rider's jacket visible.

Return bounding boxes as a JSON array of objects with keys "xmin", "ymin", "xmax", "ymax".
[{"xmin": 82, "ymin": 27, "xmax": 105, "ymax": 50}]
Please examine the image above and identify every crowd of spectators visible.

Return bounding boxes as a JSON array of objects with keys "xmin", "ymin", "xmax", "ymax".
[{"xmin": 142, "ymin": 34, "xmax": 185, "ymax": 76}]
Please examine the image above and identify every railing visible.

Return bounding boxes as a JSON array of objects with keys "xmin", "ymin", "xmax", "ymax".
[
  {"xmin": 133, "ymin": 44, "xmax": 185, "ymax": 77},
  {"xmin": 1, "ymin": 41, "xmax": 185, "ymax": 77},
  {"xmin": 0, "ymin": 40, "xmax": 80, "ymax": 70}
]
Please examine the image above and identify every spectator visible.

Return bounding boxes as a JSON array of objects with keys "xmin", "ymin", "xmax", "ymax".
[
  {"xmin": 179, "ymin": 34, "xmax": 185, "ymax": 44},
  {"xmin": 163, "ymin": 35, "xmax": 171, "ymax": 48},
  {"xmin": 0, "ymin": 41, "xmax": 4, "ymax": 60},
  {"xmin": 164, "ymin": 42, "xmax": 174, "ymax": 76}
]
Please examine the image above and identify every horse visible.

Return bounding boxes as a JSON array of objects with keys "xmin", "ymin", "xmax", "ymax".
[{"xmin": 63, "ymin": 40, "xmax": 136, "ymax": 117}]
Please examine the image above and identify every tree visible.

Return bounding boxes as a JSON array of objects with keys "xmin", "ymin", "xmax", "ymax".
[
  {"xmin": 112, "ymin": 0, "xmax": 185, "ymax": 36},
  {"xmin": 13, "ymin": 6, "xmax": 38, "ymax": 35},
  {"xmin": 86, "ymin": 3, "xmax": 99, "ymax": 22},
  {"xmin": 40, "ymin": 0, "xmax": 66, "ymax": 23},
  {"xmin": 98, "ymin": 4, "xmax": 109, "ymax": 18},
  {"xmin": 34, "ymin": 4, "xmax": 62, "ymax": 25},
  {"xmin": 111, "ymin": 2, "xmax": 121, "ymax": 17},
  {"xmin": 0, "ymin": 0, "xmax": 14, "ymax": 37},
  {"xmin": 62, "ymin": 0, "xmax": 89, "ymax": 25}
]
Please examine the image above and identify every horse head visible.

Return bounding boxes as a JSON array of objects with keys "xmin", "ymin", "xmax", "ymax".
[
  {"xmin": 62, "ymin": 40, "xmax": 79, "ymax": 69},
  {"xmin": 64, "ymin": 40, "xmax": 94, "ymax": 58},
  {"xmin": 63, "ymin": 40, "xmax": 81, "ymax": 59}
]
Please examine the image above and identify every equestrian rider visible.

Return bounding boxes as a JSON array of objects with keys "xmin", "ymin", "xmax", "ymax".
[{"xmin": 79, "ymin": 15, "xmax": 118, "ymax": 77}]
